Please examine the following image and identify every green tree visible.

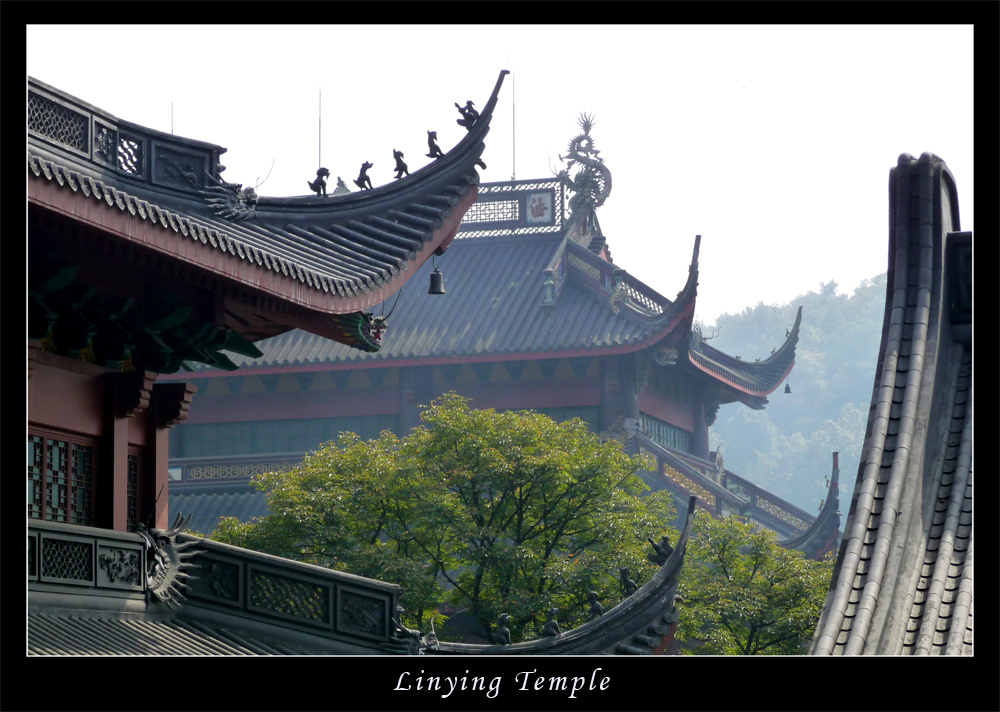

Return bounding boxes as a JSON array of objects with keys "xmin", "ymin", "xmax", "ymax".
[
  {"xmin": 677, "ymin": 511, "xmax": 833, "ymax": 654},
  {"xmin": 212, "ymin": 393, "xmax": 676, "ymax": 642}
]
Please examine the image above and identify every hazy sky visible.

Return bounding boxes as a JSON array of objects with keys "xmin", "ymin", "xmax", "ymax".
[{"xmin": 27, "ymin": 25, "xmax": 973, "ymax": 323}]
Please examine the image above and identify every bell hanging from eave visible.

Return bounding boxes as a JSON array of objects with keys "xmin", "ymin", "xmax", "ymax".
[
  {"xmin": 428, "ymin": 265, "xmax": 446, "ymax": 295},
  {"xmin": 784, "ymin": 383, "xmax": 792, "ymax": 394}
]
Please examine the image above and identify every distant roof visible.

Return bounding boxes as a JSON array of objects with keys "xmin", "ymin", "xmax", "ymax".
[
  {"xmin": 28, "ymin": 72, "xmax": 509, "ymax": 349},
  {"xmin": 810, "ymin": 153, "xmax": 972, "ymax": 656},
  {"xmin": 170, "ymin": 485, "xmax": 269, "ymax": 536}
]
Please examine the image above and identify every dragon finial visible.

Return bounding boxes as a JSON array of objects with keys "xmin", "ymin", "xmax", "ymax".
[{"xmin": 136, "ymin": 512, "xmax": 201, "ymax": 608}]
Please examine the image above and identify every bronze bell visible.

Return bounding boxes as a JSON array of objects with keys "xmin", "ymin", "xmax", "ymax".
[
  {"xmin": 784, "ymin": 383, "xmax": 791, "ymax": 394},
  {"xmin": 428, "ymin": 267, "xmax": 446, "ymax": 295}
]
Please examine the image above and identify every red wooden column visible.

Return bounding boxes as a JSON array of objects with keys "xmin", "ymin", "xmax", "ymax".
[
  {"xmin": 149, "ymin": 383, "xmax": 197, "ymax": 529},
  {"xmin": 101, "ymin": 371, "xmax": 155, "ymax": 531},
  {"xmin": 691, "ymin": 396, "xmax": 710, "ymax": 461}
]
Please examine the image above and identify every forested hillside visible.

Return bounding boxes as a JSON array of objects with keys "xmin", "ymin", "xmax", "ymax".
[{"xmin": 704, "ymin": 275, "xmax": 887, "ymax": 513}]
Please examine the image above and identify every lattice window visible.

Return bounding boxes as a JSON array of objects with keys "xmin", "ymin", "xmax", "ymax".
[
  {"xmin": 641, "ymin": 413, "xmax": 692, "ymax": 454},
  {"xmin": 127, "ymin": 453, "xmax": 140, "ymax": 532},
  {"xmin": 462, "ymin": 199, "xmax": 519, "ymax": 224},
  {"xmin": 249, "ymin": 570, "xmax": 329, "ymax": 623},
  {"xmin": 29, "ymin": 435, "xmax": 44, "ymax": 519},
  {"xmin": 29, "ymin": 431, "xmax": 95, "ymax": 526},
  {"xmin": 42, "ymin": 538, "xmax": 94, "ymax": 581},
  {"xmin": 28, "ymin": 92, "xmax": 89, "ymax": 152},
  {"xmin": 118, "ymin": 134, "xmax": 143, "ymax": 175}
]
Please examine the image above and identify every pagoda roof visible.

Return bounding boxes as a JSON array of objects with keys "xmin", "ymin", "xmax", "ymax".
[
  {"xmin": 688, "ymin": 306, "xmax": 801, "ymax": 405},
  {"xmin": 777, "ymin": 452, "xmax": 841, "ymax": 560},
  {"xmin": 178, "ymin": 228, "xmax": 701, "ymax": 372},
  {"xmin": 810, "ymin": 153, "xmax": 972, "ymax": 656},
  {"xmin": 28, "ymin": 72, "xmax": 509, "ymax": 350}
]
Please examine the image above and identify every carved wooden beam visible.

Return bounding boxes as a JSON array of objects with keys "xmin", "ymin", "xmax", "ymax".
[
  {"xmin": 106, "ymin": 370, "xmax": 157, "ymax": 418},
  {"xmin": 152, "ymin": 382, "xmax": 198, "ymax": 428}
]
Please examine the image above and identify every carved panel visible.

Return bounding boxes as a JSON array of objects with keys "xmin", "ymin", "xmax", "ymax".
[
  {"xmin": 96, "ymin": 545, "xmax": 144, "ymax": 590},
  {"xmin": 187, "ymin": 555, "xmax": 243, "ymax": 607},
  {"xmin": 41, "ymin": 536, "xmax": 94, "ymax": 584},
  {"xmin": 28, "ymin": 92, "xmax": 89, "ymax": 153},
  {"xmin": 152, "ymin": 144, "xmax": 208, "ymax": 190},
  {"xmin": 93, "ymin": 123, "xmax": 118, "ymax": 165},
  {"xmin": 28, "ymin": 535, "xmax": 39, "ymax": 581},
  {"xmin": 248, "ymin": 568, "xmax": 330, "ymax": 625},
  {"xmin": 338, "ymin": 588, "xmax": 389, "ymax": 639}
]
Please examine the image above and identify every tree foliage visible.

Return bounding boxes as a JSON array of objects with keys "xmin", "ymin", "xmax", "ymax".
[
  {"xmin": 212, "ymin": 393, "xmax": 676, "ymax": 642},
  {"xmin": 704, "ymin": 274, "xmax": 887, "ymax": 510},
  {"xmin": 677, "ymin": 511, "xmax": 833, "ymax": 654}
]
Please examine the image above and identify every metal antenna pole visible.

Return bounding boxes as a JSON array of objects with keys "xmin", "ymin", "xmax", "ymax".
[
  {"xmin": 511, "ymin": 73, "xmax": 516, "ymax": 181},
  {"xmin": 319, "ymin": 88, "xmax": 322, "ymax": 168},
  {"xmin": 171, "ymin": 97, "xmax": 174, "ymax": 135}
]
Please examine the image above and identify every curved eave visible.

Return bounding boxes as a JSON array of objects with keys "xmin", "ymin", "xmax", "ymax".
[
  {"xmin": 433, "ymin": 496, "xmax": 698, "ymax": 655},
  {"xmin": 779, "ymin": 463, "xmax": 841, "ymax": 553},
  {"xmin": 688, "ymin": 305, "xmax": 802, "ymax": 398},
  {"xmin": 27, "ymin": 71, "xmax": 509, "ymax": 322}
]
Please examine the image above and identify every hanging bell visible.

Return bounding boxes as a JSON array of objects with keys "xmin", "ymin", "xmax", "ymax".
[
  {"xmin": 784, "ymin": 383, "xmax": 792, "ymax": 394},
  {"xmin": 428, "ymin": 267, "xmax": 446, "ymax": 295}
]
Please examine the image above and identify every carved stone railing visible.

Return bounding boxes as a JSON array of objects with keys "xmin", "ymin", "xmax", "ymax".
[
  {"xmin": 29, "ymin": 77, "xmax": 227, "ymax": 197},
  {"xmin": 29, "ymin": 520, "xmax": 147, "ymax": 595},
  {"xmin": 182, "ymin": 535, "xmax": 400, "ymax": 646},
  {"xmin": 28, "ymin": 519, "xmax": 402, "ymax": 648},
  {"xmin": 721, "ymin": 471, "xmax": 814, "ymax": 534}
]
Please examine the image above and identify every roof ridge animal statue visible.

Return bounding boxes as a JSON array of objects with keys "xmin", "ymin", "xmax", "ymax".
[
  {"xmin": 494, "ymin": 613, "xmax": 512, "ymax": 645},
  {"xmin": 353, "ymin": 161, "xmax": 374, "ymax": 191},
  {"xmin": 455, "ymin": 100, "xmax": 479, "ymax": 131},
  {"xmin": 392, "ymin": 149, "xmax": 409, "ymax": 180},
  {"xmin": 647, "ymin": 534, "xmax": 674, "ymax": 567},
  {"xmin": 541, "ymin": 608, "xmax": 562, "ymax": 637},
  {"xmin": 587, "ymin": 591, "xmax": 604, "ymax": 621},
  {"xmin": 426, "ymin": 130, "xmax": 445, "ymax": 160},
  {"xmin": 308, "ymin": 167, "xmax": 330, "ymax": 196},
  {"xmin": 620, "ymin": 566, "xmax": 638, "ymax": 597}
]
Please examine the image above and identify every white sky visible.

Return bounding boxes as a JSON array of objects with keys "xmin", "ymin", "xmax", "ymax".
[{"xmin": 27, "ymin": 25, "xmax": 973, "ymax": 324}]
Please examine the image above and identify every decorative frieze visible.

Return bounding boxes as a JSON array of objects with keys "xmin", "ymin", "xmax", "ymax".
[
  {"xmin": 28, "ymin": 92, "xmax": 89, "ymax": 154},
  {"xmin": 662, "ymin": 464, "xmax": 715, "ymax": 508},
  {"xmin": 755, "ymin": 495, "xmax": 809, "ymax": 532},
  {"xmin": 187, "ymin": 460, "xmax": 298, "ymax": 480},
  {"xmin": 41, "ymin": 537, "xmax": 94, "ymax": 583}
]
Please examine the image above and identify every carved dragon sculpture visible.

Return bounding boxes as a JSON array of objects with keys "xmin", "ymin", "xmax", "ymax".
[
  {"xmin": 556, "ymin": 114, "xmax": 613, "ymax": 227},
  {"xmin": 135, "ymin": 512, "xmax": 200, "ymax": 608}
]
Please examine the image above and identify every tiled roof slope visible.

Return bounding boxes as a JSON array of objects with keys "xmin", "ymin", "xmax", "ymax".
[
  {"xmin": 810, "ymin": 153, "xmax": 972, "ymax": 655},
  {"xmin": 28, "ymin": 73, "xmax": 509, "ymax": 325},
  {"xmin": 170, "ymin": 486, "xmax": 269, "ymax": 536},
  {"xmin": 188, "ymin": 232, "xmax": 695, "ymax": 368},
  {"xmin": 29, "ymin": 612, "xmax": 294, "ymax": 655}
]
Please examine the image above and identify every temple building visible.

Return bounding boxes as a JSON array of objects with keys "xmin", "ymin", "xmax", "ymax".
[
  {"xmin": 810, "ymin": 153, "xmax": 972, "ymax": 655},
  {"xmin": 164, "ymin": 116, "xmax": 840, "ymax": 560},
  {"xmin": 27, "ymin": 72, "xmax": 706, "ymax": 656}
]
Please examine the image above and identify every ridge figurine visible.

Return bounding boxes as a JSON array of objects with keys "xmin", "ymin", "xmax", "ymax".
[
  {"xmin": 392, "ymin": 149, "xmax": 409, "ymax": 179},
  {"xmin": 426, "ymin": 130, "xmax": 445, "ymax": 159},
  {"xmin": 353, "ymin": 161, "xmax": 374, "ymax": 191},
  {"xmin": 455, "ymin": 100, "xmax": 479, "ymax": 131},
  {"xmin": 307, "ymin": 167, "xmax": 330, "ymax": 196}
]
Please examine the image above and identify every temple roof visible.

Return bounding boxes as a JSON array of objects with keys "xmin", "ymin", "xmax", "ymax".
[
  {"xmin": 182, "ymin": 231, "xmax": 696, "ymax": 369},
  {"xmin": 28, "ymin": 72, "xmax": 509, "ymax": 352},
  {"xmin": 810, "ymin": 153, "xmax": 972, "ymax": 656}
]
